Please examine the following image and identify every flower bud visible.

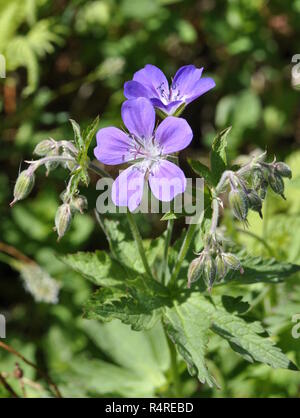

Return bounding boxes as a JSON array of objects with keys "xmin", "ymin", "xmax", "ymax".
[
  {"xmin": 215, "ymin": 254, "xmax": 227, "ymax": 280},
  {"xmin": 268, "ymin": 172, "xmax": 286, "ymax": 199},
  {"xmin": 258, "ymin": 180, "xmax": 268, "ymax": 200},
  {"xmin": 33, "ymin": 139, "xmax": 55, "ymax": 156},
  {"xmin": 274, "ymin": 162, "xmax": 292, "ymax": 179},
  {"xmin": 45, "ymin": 148, "xmax": 60, "ymax": 176},
  {"xmin": 229, "ymin": 188, "xmax": 248, "ymax": 222},
  {"xmin": 62, "ymin": 150, "xmax": 77, "ymax": 171},
  {"xmin": 187, "ymin": 256, "xmax": 204, "ymax": 288},
  {"xmin": 55, "ymin": 203, "xmax": 72, "ymax": 240},
  {"xmin": 247, "ymin": 189, "xmax": 263, "ymax": 218},
  {"xmin": 203, "ymin": 256, "xmax": 216, "ymax": 291},
  {"xmin": 70, "ymin": 195, "xmax": 88, "ymax": 214},
  {"xmin": 252, "ymin": 169, "xmax": 264, "ymax": 190},
  {"xmin": 222, "ymin": 252, "xmax": 241, "ymax": 271},
  {"xmin": 10, "ymin": 170, "xmax": 35, "ymax": 206}
]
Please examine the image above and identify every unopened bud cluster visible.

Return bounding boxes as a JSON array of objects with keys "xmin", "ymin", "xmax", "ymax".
[
  {"xmin": 188, "ymin": 152, "xmax": 292, "ymax": 291},
  {"xmin": 188, "ymin": 233, "xmax": 243, "ymax": 291},
  {"xmin": 54, "ymin": 192, "xmax": 88, "ymax": 241},
  {"xmin": 218, "ymin": 153, "xmax": 292, "ymax": 225},
  {"xmin": 10, "ymin": 120, "xmax": 91, "ymax": 240}
]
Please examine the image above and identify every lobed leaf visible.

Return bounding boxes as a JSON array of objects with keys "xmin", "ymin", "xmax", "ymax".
[{"xmin": 163, "ymin": 293, "xmax": 217, "ymax": 387}]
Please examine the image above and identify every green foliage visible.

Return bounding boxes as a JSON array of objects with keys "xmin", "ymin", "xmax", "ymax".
[
  {"xmin": 1, "ymin": 0, "xmax": 300, "ymax": 400},
  {"xmin": 164, "ymin": 297, "xmax": 216, "ymax": 387},
  {"xmin": 0, "ymin": 0, "xmax": 63, "ymax": 95},
  {"xmin": 210, "ymin": 127, "xmax": 231, "ymax": 186}
]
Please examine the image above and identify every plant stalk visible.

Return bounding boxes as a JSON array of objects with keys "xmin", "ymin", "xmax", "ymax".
[
  {"xmin": 169, "ymin": 222, "xmax": 198, "ymax": 287},
  {"xmin": 165, "ymin": 331, "xmax": 181, "ymax": 397},
  {"xmin": 161, "ymin": 219, "xmax": 174, "ymax": 284},
  {"xmin": 88, "ymin": 161, "xmax": 154, "ymax": 279}
]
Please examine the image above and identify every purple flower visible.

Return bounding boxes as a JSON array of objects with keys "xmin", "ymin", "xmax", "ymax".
[
  {"xmin": 124, "ymin": 64, "xmax": 215, "ymax": 116},
  {"xmin": 94, "ymin": 98, "xmax": 193, "ymax": 211}
]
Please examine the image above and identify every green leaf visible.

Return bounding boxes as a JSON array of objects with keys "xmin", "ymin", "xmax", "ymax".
[
  {"xmin": 188, "ymin": 158, "xmax": 213, "ymax": 186},
  {"xmin": 82, "ymin": 319, "xmax": 170, "ymax": 386},
  {"xmin": 210, "ymin": 126, "xmax": 231, "ymax": 185},
  {"xmin": 223, "ymin": 251, "xmax": 300, "ymax": 285},
  {"xmin": 83, "ymin": 116, "xmax": 99, "ymax": 152},
  {"xmin": 69, "ymin": 119, "xmax": 84, "ymax": 149},
  {"xmin": 63, "ymin": 320, "xmax": 170, "ymax": 397},
  {"xmin": 62, "ymin": 250, "xmax": 130, "ymax": 287},
  {"xmin": 84, "ymin": 277, "xmax": 170, "ymax": 331},
  {"xmin": 163, "ymin": 294, "xmax": 218, "ymax": 387},
  {"xmin": 211, "ymin": 298, "xmax": 297, "ymax": 371},
  {"xmin": 194, "ymin": 294, "xmax": 297, "ymax": 371}
]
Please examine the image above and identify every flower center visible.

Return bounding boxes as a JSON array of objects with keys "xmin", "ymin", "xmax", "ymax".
[
  {"xmin": 128, "ymin": 134, "xmax": 162, "ymax": 164},
  {"xmin": 157, "ymin": 81, "xmax": 181, "ymax": 104}
]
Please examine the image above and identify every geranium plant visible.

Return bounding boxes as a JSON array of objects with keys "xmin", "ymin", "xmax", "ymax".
[{"xmin": 10, "ymin": 64, "xmax": 299, "ymax": 393}]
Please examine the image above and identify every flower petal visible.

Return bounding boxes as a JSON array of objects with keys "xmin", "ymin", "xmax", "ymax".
[
  {"xmin": 133, "ymin": 64, "xmax": 169, "ymax": 98},
  {"xmin": 121, "ymin": 98, "xmax": 155, "ymax": 140},
  {"xmin": 124, "ymin": 80, "xmax": 152, "ymax": 100},
  {"xmin": 173, "ymin": 65, "xmax": 203, "ymax": 97},
  {"xmin": 112, "ymin": 165, "xmax": 145, "ymax": 212},
  {"xmin": 185, "ymin": 77, "xmax": 216, "ymax": 104},
  {"xmin": 149, "ymin": 160, "xmax": 187, "ymax": 201},
  {"xmin": 155, "ymin": 116, "xmax": 193, "ymax": 154},
  {"xmin": 94, "ymin": 127, "xmax": 131, "ymax": 165}
]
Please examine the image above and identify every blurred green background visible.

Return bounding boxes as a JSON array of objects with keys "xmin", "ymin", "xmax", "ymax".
[{"xmin": 0, "ymin": 0, "xmax": 300, "ymax": 398}]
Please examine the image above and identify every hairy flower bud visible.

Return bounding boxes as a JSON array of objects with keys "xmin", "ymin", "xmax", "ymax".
[
  {"xmin": 222, "ymin": 252, "xmax": 242, "ymax": 271},
  {"xmin": 187, "ymin": 256, "xmax": 204, "ymax": 288},
  {"xmin": 10, "ymin": 170, "xmax": 35, "ymax": 206},
  {"xmin": 258, "ymin": 179, "xmax": 268, "ymax": 200},
  {"xmin": 62, "ymin": 150, "xmax": 77, "ymax": 171},
  {"xmin": 268, "ymin": 172, "xmax": 286, "ymax": 199},
  {"xmin": 71, "ymin": 195, "xmax": 88, "ymax": 214},
  {"xmin": 215, "ymin": 254, "xmax": 227, "ymax": 280},
  {"xmin": 229, "ymin": 188, "xmax": 248, "ymax": 222},
  {"xmin": 252, "ymin": 168, "xmax": 264, "ymax": 190},
  {"xmin": 203, "ymin": 256, "xmax": 216, "ymax": 290},
  {"xmin": 55, "ymin": 203, "xmax": 72, "ymax": 240},
  {"xmin": 247, "ymin": 189, "xmax": 263, "ymax": 218},
  {"xmin": 33, "ymin": 139, "xmax": 56, "ymax": 156},
  {"xmin": 274, "ymin": 162, "xmax": 292, "ymax": 179},
  {"xmin": 45, "ymin": 148, "xmax": 60, "ymax": 175}
]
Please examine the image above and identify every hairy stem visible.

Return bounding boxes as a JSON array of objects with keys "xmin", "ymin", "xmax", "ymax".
[
  {"xmin": 88, "ymin": 161, "xmax": 154, "ymax": 279},
  {"xmin": 126, "ymin": 211, "xmax": 154, "ymax": 279},
  {"xmin": 25, "ymin": 155, "xmax": 76, "ymax": 173},
  {"xmin": 169, "ymin": 222, "xmax": 198, "ymax": 287},
  {"xmin": 165, "ymin": 330, "xmax": 181, "ymax": 397},
  {"xmin": 210, "ymin": 198, "xmax": 220, "ymax": 234},
  {"xmin": 161, "ymin": 219, "xmax": 174, "ymax": 285}
]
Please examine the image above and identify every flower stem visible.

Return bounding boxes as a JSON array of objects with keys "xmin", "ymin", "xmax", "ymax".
[
  {"xmin": 25, "ymin": 155, "xmax": 76, "ymax": 172},
  {"xmin": 161, "ymin": 219, "xmax": 174, "ymax": 285},
  {"xmin": 88, "ymin": 161, "xmax": 154, "ymax": 279},
  {"xmin": 210, "ymin": 197, "xmax": 219, "ymax": 234},
  {"xmin": 165, "ymin": 329, "xmax": 181, "ymax": 397},
  {"xmin": 169, "ymin": 222, "xmax": 198, "ymax": 287},
  {"xmin": 126, "ymin": 211, "xmax": 153, "ymax": 279}
]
